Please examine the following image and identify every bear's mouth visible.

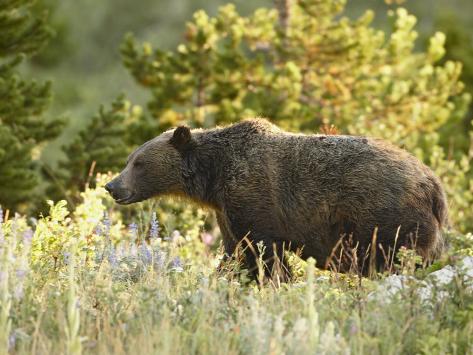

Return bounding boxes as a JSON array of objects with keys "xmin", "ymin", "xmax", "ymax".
[{"xmin": 115, "ymin": 193, "xmax": 137, "ymax": 205}]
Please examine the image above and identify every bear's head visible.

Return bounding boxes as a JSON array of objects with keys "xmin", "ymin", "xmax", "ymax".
[{"xmin": 105, "ymin": 126, "xmax": 194, "ymax": 204}]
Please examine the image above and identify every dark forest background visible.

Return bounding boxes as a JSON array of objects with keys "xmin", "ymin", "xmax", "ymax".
[{"xmin": 28, "ymin": 0, "xmax": 473, "ymax": 164}]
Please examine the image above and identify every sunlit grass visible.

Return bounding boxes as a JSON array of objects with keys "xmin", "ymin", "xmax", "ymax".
[{"xmin": 0, "ymin": 177, "xmax": 472, "ymax": 354}]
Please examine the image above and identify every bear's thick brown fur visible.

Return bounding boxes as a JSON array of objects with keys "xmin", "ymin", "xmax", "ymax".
[{"xmin": 106, "ymin": 119, "xmax": 448, "ymax": 279}]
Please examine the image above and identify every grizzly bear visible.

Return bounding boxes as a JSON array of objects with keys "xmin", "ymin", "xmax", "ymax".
[{"xmin": 105, "ymin": 119, "xmax": 447, "ymax": 280}]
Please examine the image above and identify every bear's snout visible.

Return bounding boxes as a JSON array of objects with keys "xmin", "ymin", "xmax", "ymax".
[
  {"xmin": 104, "ymin": 181, "xmax": 114, "ymax": 194},
  {"xmin": 105, "ymin": 179, "xmax": 134, "ymax": 204}
]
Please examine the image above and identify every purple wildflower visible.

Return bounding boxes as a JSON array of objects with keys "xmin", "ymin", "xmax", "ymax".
[
  {"xmin": 153, "ymin": 249, "xmax": 165, "ymax": 270},
  {"xmin": 10, "ymin": 217, "xmax": 18, "ymax": 237},
  {"xmin": 171, "ymin": 256, "xmax": 184, "ymax": 272},
  {"xmin": 149, "ymin": 212, "xmax": 160, "ymax": 239},
  {"xmin": 0, "ymin": 206, "xmax": 3, "ymax": 241},
  {"xmin": 108, "ymin": 246, "xmax": 118, "ymax": 268},
  {"xmin": 13, "ymin": 285, "xmax": 24, "ymax": 300},
  {"xmin": 129, "ymin": 244, "xmax": 138, "ymax": 257},
  {"xmin": 103, "ymin": 212, "xmax": 111, "ymax": 239},
  {"xmin": 23, "ymin": 229, "xmax": 33, "ymax": 245},
  {"xmin": 128, "ymin": 222, "xmax": 138, "ymax": 242},
  {"xmin": 139, "ymin": 242, "xmax": 152, "ymax": 265},
  {"xmin": 63, "ymin": 252, "xmax": 71, "ymax": 265},
  {"xmin": 16, "ymin": 269, "xmax": 27, "ymax": 279},
  {"xmin": 95, "ymin": 250, "xmax": 103, "ymax": 264},
  {"xmin": 8, "ymin": 332, "xmax": 16, "ymax": 351},
  {"xmin": 94, "ymin": 223, "xmax": 102, "ymax": 236}
]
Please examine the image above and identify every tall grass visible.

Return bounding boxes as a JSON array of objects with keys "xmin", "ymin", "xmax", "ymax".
[{"xmin": 0, "ymin": 178, "xmax": 472, "ymax": 354}]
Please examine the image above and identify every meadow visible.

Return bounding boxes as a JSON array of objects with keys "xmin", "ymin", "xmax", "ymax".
[{"xmin": 1, "ymin": 175, "xmax": 472, "ymax": 354}]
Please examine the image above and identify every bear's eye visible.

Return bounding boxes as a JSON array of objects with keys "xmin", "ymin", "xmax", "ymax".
[{"xmin": 134, "ymin": 160, "xmax": 144, "ymax": 168}]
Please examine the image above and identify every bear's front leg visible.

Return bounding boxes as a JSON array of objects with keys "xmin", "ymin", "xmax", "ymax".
[
  {"xmin": 240, "ymin": 233, "xmax": 292, "ymax": 284},
  {"xmin": 216, "ymin": 212, "xmax": 243, "ymax": 273},
  {"xmin": 216, "ymin": 212, "xmax": 239, "ymax": 258},
  {"xmin": 221, "ymin": 214, "xmax": 292, "ymax": 283}
]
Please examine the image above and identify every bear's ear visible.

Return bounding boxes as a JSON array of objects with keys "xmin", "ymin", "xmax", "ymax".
[{"xmin": 170, "ymin": 126, "xmax": 193, "ymax": 151}]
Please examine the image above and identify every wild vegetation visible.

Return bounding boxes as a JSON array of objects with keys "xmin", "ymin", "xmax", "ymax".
[
  {"xmin": 0, "ymin": 0, "xmax": 472, "ymax": 353},
  {"xmin": 1, "ymin": 180, "xmax": 473, "ymax": 354}
]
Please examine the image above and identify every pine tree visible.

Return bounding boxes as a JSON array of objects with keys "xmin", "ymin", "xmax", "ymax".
[
  {"xmin": 45, "ymin": 96, "xmax": 142, "ymax": 203},
  {"xmin": 0, "ymin": 0, "xmax": 63, "ymax": 211},
  {"xmin": 121, "ymin": 0, "xmax": 473, "ymax": 231},
  {"xmin": 121, "ymin": 1, "xmax": 469, "ymax": 153}
]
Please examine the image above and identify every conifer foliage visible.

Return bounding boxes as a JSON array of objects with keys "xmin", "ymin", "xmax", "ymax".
[
  {"xmin": 48, "ymin": 96, "xmax": 142, "ymax": 201},
  {"xmin": 121, "ymin": 0, "xmax": 469, "ymax": 154},
  {"xmin": 0, "ymin": 0, "xmax": 63, "ymax": 210}
]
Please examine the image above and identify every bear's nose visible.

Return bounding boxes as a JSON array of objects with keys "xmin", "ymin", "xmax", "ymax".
[{"xmin": 104, "ymin": 182, "xmax": 114, "ymax": 194}]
